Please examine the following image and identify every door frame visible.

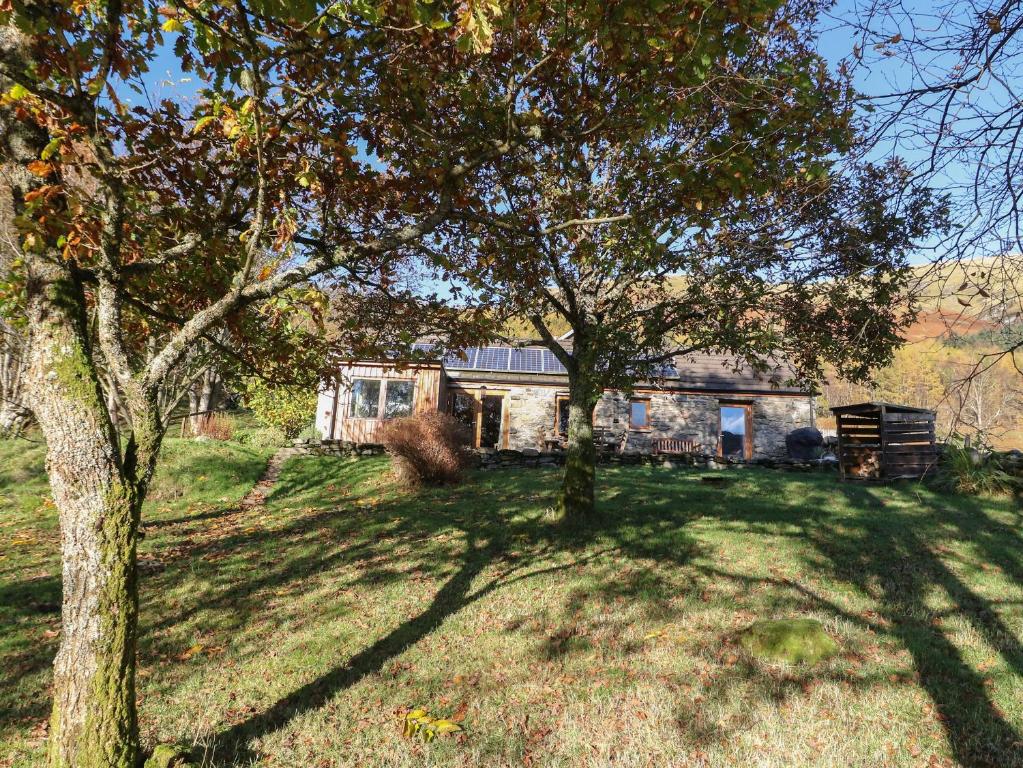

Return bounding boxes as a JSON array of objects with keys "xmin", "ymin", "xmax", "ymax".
[
  {"xmin": 717, "ymin": 400, "xmax": 754, "ymax": 460},
  {"xmin": 447, "ymin": 385, "xmax": 509, "ymax": 449}
]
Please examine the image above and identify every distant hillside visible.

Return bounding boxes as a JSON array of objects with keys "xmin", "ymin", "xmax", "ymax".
[
  {"xmin": 910, "ymin": 256, "xmax": 1023, "ymax": 323},
  {"xmin": 499, "ymin": 258, "xmax": 1023, "ymax": 346}
]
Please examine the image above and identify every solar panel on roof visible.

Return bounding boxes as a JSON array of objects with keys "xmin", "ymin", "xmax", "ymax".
[
  {"xmin": 651, "ymin": 363, "xmax": 679, "ymax": 378},
  {"xmin": 509, "ymin": 348, "xmax": 543, "ymax": 373},
  {"xmin": 443, "ymin": 347, "xmax": 476, "ymax": 368},
  {"xmin": 475, "ymin": 346, "xmax": 510, "ymax": 371},
  {"xmin": 541, "ymin": 349, "xmax": 567, "ymax": 374}
]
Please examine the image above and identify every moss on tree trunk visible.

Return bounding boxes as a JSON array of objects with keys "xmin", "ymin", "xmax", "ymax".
[
  {"xmin": 24, "ymin": 262, "xmax": 141, "ymax": 768},
  {"xmin": 558, "ymin": 385, "xmax": 598, "ymax": 519}
]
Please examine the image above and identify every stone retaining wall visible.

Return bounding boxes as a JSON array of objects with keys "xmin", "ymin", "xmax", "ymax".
[
  {"xmin": 287, "ymin": 438, "xmax": 387, "ymax": 459},
  {"xmin": 474, "ymin": 447, "xmax": 833, "ymax": 472},
  {"xmin": 281, "ymin": 439, "xmax": 1023, "ymax": 487},
  {"xmin": 288, "ymin": 438, "xmax": 834, "ymax": 473}
]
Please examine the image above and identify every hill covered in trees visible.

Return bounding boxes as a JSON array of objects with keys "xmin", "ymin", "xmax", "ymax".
[{"xmin": 820, "ymin": 259, "xmax": 1022, "ymax": 449}]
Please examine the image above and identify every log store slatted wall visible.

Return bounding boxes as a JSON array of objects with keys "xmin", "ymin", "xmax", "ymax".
[{"xmin": 832, "ymin": 402, "xmax": 938, "ymax": 481}]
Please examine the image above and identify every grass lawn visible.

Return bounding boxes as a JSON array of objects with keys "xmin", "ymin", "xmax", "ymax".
[{"xmin": 3, "ymin": 440, "xmax": 1023, "ymax": 767}]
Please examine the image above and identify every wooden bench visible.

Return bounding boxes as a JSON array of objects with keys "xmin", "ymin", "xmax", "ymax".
[{"xmin": 652, "ymin": 438, "xmax": 702, "ymax": 455}]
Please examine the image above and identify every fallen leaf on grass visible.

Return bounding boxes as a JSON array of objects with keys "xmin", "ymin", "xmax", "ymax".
[
  {"xmin": 177, "ymin": 643, "xmax": 204, "ymax": 661},
  {"xmin": 403, "ymin": 707, "xmax": 465, "ymax": 741}
]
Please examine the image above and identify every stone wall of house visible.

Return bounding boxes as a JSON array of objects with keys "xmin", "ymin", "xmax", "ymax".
[
  {"xmin": 506, "ymin": 385, "xmax": 560, "ymax": 450},
  {"xmin": 502, "ymin": 387, "xmax": 813, "ymax": 457},
  {"xmin": 752, "ymin": 396, "xmax": 815, "ymax": 459},
  {"xmin": 619, "ymin": 393, "xmax": 720, "ymax": 453}
]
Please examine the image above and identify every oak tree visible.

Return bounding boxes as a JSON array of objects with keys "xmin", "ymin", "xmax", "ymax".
[{"xmin": 432, "ymin": 0, "xmax": 948, "ymax": 516}]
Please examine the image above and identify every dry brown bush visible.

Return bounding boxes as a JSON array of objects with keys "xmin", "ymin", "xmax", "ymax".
[
  {"xmin": 183, "ymin": 412, "xmax": 233, "ymax": 441},
  {"xmin": 378, "ymin": 413, "xmax": 473, "ymax": 487}
]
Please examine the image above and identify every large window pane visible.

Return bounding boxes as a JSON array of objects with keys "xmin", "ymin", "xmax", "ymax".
[
  {"xmin": 720, "ymin": 405, "xmax": 747, "ymax": 458},
  {"xmin": 480, "ymin": 395, "xmax": 503, "ymax": 448},
  {"xmin": 556, "ymin": 396, "xmax": 570, "ymax": 435},
  {"xmin": 349, "ymin": 379, "xmax": 381, "ymax": 418},
  {"xmin": 451, "ymin": 392, "xmax": 476, "ymax": 436},
  {"xmin": 383, "ymin": 380, "xmax": 415, "ymax": 418},
  {"xmin": 629, "ymin": 399, "xmax": 649, "ymax": 429}
]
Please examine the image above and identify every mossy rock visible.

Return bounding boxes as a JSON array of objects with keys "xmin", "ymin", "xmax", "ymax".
[
  {"xmin": 144, "ymin": 744, "xmax": 193, "ymax": 768},
  {"xmin": 739, "ymin": 618, "xmax": 839, "ymax": 666}
]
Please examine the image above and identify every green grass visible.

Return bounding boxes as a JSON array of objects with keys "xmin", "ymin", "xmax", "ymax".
[
  {"xmin": 0, "ymin": 434, "xmax": 272, "ymax": 767},
  {"xmin": 2, "ymin": 442, "xmax": 1023, "ymax": 768}
]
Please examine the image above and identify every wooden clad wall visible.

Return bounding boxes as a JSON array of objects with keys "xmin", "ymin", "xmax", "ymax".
[
  {"xmin": 836, "ymin": 406, "xmax": 937, "ymax": 481},
  {"xmin": 882, "ymin": 410, "xmax": 937, "ymax": 478},
  {"xmin": 331, "ymin": 364, "xmax": 443, "ymax": 443}
]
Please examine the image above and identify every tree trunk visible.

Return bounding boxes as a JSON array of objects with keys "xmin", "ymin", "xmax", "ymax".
[
  {"xmin": 3, "ymin": 25, "xmax": 141, "ymax": 766},
  {"xmin": 25, "ymin": 260, "xmax": 141, "ymax": 768},
  {"xmin": 0, "ymin": 321, "xmax": 31, "ymax": 436},
  {"xmin": 558, "ymin": 378, "xmax": 599, "ymax": 518},
  {"xmin": 0, "ymin": 397, "xmax": 31, "ymax": 436},
  {"xmin": 190, "ymin": 365, "xmax": 221, "ymax": 433}
]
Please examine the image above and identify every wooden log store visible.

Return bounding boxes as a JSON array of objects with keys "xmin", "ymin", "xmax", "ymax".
[{"xmin": 831, "ymin": 402, "xmax": 938, "ymax": 481}]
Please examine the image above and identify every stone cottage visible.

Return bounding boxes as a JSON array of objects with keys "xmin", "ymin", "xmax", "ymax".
[{"xmin": 315, "ymin": 340, "xmax": 814, "ymax": 460}]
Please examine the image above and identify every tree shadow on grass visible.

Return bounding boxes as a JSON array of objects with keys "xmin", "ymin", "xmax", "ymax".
[
  {"xmin": 0, "ymin": 574, "xmax": 60, "ymax": 735},
  {"xmin": 152, "ymin": 461, "xmax": 1021, "ymax": 766},
  {"xmin": 672, "ymin": 473, "xmax": 1023, "ymax": 767},
  {"xmin": 188, "ymin": 464, "xmax": 702, "ymax": 764},
  {"xmin": 206, "ymin": 528, "xmax": 627, "ymax": 764},
  {"xmin": 809, "ymin": 483, "xmax": 1023, "ymax": 768},
  {"xmin": 720, "ymin": 480, "xmax": 1023, "ymax": 768}
]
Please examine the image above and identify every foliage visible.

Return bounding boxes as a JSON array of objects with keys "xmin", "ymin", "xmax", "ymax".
[
  {"xmin": 244, "ymin": 379, "xmax": 317, "ymax": 439},
  {"xmin": 3, "ymin": 449, "xmax": 1023, "ymax": 767},
  {"xmin": 378, "ymin": 413, "xmax": 472, "ymax": 486},
  {"xmin": 934, "ymin": 442, "xmax": 1019, "ymax": 497},
  {"xmin": 296, "ymin": 423, "xmax": 323, "ymax": 442},
  {"xmin": 233, "ymin": 425, "xmax": 288, "ymax": 451}
]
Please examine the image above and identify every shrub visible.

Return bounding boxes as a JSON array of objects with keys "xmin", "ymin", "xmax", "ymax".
[
  {"xmin": 296, "ymin": 423, "xmax": 322, "ymax": 441},
  {"xmin": 244, "ymin": 379, "xmax": 317, "ymax": 438},
  {"xmin": 935, "ymin": 442, "xmax": 1018, "ymax": 496},
  {"xmin": 378, "ymin": 413, "xmax": 472, "ymax": 487},
  {"xmin": 235, "ymin": 426, "xmax": 289, "ymax": 451},
  {"xmin": 184, "ymin": 412, "xmax": 233, "ymax": 441}
]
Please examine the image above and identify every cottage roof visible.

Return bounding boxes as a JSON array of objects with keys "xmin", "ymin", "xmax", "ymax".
[{"xmin": 413, "ymin": 342, "xmax": 808, "ymax": 395}]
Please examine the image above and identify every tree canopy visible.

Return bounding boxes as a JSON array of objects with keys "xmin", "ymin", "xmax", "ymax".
[{"xmin": 423, "ymin": 0, "xmax": 948, "ymax": 515}]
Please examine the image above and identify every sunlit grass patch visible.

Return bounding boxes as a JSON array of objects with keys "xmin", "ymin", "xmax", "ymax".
[{"xmin": 2, "ymin": 443, "xmax": 1022, "ymax": 767}]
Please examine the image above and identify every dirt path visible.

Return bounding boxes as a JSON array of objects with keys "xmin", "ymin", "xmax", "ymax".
[{"xmin": 239, "ymin": 446, "xmax": 293, "ymax": 509}]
